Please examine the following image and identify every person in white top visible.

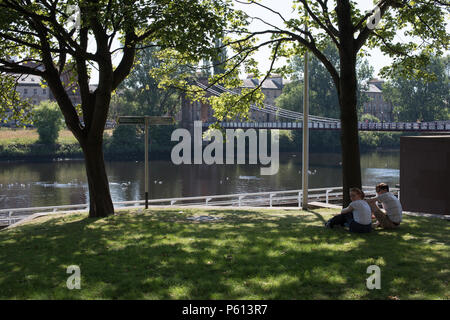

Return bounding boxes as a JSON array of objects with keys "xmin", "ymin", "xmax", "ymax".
[
  {"xmin": 325, "ymin": 188, "xmax": 372, "ymax": 233},
  {"xmin": 366, "ymin": 183, "xmax": 402, "ymax": 229}
]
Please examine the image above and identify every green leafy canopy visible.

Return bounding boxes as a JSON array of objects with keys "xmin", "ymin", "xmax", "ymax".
[
  {"xmin": 152, "ymin": 0, "xmax": 449, "ymax": 124},
  {"xmin": 0, "ymin": 0, "xmax": 237, "ymax": 129}
]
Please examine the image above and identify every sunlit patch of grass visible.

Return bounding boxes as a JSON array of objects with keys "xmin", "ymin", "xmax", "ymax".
[
  {"xmin": 0, "ymin": 207, "xmax": 448, "ymax": 300},
  {"xmin": 0, "ymin": 128, "xmax": 39, "ymax": 144},
  {"xmin": 0, "ymin": 128, "xmax": 112, "ymax": 145}
]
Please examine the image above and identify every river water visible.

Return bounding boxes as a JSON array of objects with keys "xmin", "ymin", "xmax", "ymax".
[{"xmin": 0, "ymin": 151, "xmax": 400, "ymax": 209}]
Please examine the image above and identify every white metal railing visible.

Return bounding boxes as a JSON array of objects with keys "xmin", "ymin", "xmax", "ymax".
[{"xmin": 0, "ymin": 186, "xmax": 399, "ymax": 227}]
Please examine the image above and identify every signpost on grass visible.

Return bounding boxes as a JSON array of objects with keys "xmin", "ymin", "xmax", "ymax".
[{"xmin": 117, "ymin": 116, "xmax": 174, "ymax": 209}]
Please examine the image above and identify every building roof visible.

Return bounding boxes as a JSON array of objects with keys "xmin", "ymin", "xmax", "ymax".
[
  {"xmin": 364, "ymin": 83, "xmax": 383, "ymax": 93},
  {"xmin": 16, "ymin": 74, "xmax": 44, "ymax": 85},
  {"xmin": 367, "ymin": 78, "xmax": 385, "ymax": 90},
  {"xmin": 242, "ymin": 77, "xmax": 284, "ymax": 90}
]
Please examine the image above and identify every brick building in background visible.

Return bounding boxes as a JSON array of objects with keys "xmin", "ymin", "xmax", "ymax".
[
  {"xmin": 362, "ymin": 78, "xmax": 394, "ymax": 122},
  {"xmin": 15, "ymin": 74, "xmax": 51, "ymax": 106},
  {"xmin": 15, "ymin": 61, "xmax": 83, "ymax": 107},
  {"xmin": 3, "ymin": 60, "xmax": 98, "ymax": 126}
]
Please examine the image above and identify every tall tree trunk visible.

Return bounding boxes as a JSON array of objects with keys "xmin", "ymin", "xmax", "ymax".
[
  {"xmin": 335, "ymin": 0, "xmax": 363, "ymax": 207},
  {"xmin": 338, "ymin": 54, "xmax": 362, "ymax": 207},
  {"xmin": 81, "ymin": 140, "xmax": 114, "ymax": 218}
]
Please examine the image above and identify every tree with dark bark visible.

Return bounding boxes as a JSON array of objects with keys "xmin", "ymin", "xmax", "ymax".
[
  {"xmin": 157, "ymin": 0, "xmax": 448, "ymax": 206},
  {"xmin": 249, "ymin": 0, "xmax": 448, "ymax": 206},
  {"xmin": 0, "ymin": 0, "xmax": 234, "ymax": 217}
]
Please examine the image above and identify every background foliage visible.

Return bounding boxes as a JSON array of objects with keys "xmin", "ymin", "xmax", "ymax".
[{"xmin": 33, "ymin": 101, "xmax": 64, "ymax": 145}]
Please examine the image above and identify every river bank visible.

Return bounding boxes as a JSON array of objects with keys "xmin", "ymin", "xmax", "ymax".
[
  {"xmin": 0, "ymin": 128, "xmax": 172, "ymax": 161},
  {"xmin": 0, "ymin": 128, "xmax": 404, "ymax": 161},
  {"xmin": 0, "ymin": 142, "xmax": 174, "ymax": 161}
]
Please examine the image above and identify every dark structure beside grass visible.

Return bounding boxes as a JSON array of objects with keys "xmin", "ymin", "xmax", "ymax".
[{"xmin": 400, "ymin": 136, "xmax": 450, "ymax": 215}]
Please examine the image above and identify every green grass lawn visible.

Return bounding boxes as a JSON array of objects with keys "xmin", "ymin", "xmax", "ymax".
[
  {"xmin": 0, "ymin": 128, "xmax": 74, "ymax": 145},
  {"xmin": 0, "ymin": 128, "xmax": 114, "ymax": 159},
  {"xmin": 0, "ymin": 128, "xmax": 112, "ymax": 145},
  {"xmin": 0, "ymin": 207, "xmax": 448, "ymax": 299}
]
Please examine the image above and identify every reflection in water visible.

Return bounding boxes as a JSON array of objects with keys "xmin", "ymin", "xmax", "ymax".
[{"xmin": 0, "ymin": 151, "xmax": 400, "ymax": 209}]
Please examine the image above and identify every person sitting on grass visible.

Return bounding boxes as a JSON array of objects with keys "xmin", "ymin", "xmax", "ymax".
[
  {"xmin": 366, "ymin": 183, "xmax": 402, "ymax": 229},
  {"xmin": 325, "ymin": 188, "xmax": 372, "ymax": 233}
]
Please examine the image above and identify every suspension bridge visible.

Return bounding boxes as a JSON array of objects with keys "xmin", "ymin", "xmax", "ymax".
[{"xmin": 195, "ymin": 81, "xmax": 450, "ymax": 132}]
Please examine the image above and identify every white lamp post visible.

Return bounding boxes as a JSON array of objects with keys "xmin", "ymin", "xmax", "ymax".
[{"xmin": 301, "ymin": 16, "xmax": 310, "ymax": 210}]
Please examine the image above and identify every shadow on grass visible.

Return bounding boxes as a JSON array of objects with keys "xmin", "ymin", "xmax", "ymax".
[
  {"xmin": 0, "ymin": 209, "xmax": 448, "ymax": 299},
  {"xmin": 306, "ymin": 209, "xmax": 328, "ymax": 224}
]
